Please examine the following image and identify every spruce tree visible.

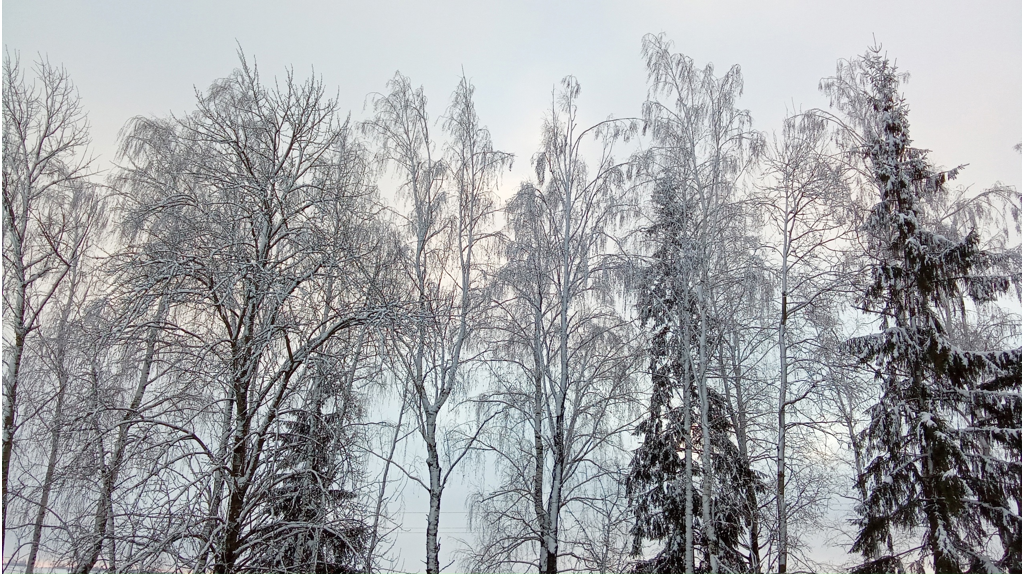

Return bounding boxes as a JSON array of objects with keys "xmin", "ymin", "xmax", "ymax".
[
  {"xmin": 252, "ymin": 366, "xmax": 370, "ymax": 574},
  {"xmin": 627, "ymin": 179, "xmax": 762, "ymax": 574},
  {"xmin": 828, "ymin": 48, "xmax": 1022, "ymax": 574},
  {"xmin": 626, "ymin": 176, "xmax": 703, "ymax": 573},
  {"xmin": 627, "ymin": 34, "xmax": 764, "ymax": 574}
]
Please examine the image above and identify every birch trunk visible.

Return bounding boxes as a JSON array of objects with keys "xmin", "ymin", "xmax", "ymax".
[
  {"xmin": 1, "ymin": 252, "xmax": 26, "ymax": 539},
  {"xmin": 214, "ymin": 341, "xmax": 258, "ymax": 574},
  {"xmin": 696, "ymin": 286, "xmax": 718, "ymax": 573},
  {"xmin": 533, "ymin": 299, "xmax": 549, "ymax": 571},
  {"xmin": 681, "ymin": 315, "xmax": 695, "ymax": 574},
  {"xmin": 425, "ymin": 408, "xmax": 442, "ymax": 574},
  {"xmin": 540, "ymin": 145, "xmax": 579, "ymax": 574},
  {"xmin": 777, "ymin": 196, "xmax": 791, "ymax": 574}
]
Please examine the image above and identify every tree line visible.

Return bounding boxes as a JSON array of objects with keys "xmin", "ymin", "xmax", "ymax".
[{"xmin": 2, "ymin": 35, "xmax": 1020, "ymax": 574}]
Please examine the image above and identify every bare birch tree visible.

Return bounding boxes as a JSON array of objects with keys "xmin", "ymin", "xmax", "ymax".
[
  {"xmin": 468, "ymin": 76, "xmax": 640, "ymax": 574},
  {"xmin": 363, "ymin": 72, "xmax": 509, "ymax": 574},
  {"xmin": 2, "ymin": 52, "xmax": 95, "ymax": 545},
  {"xmin": 759, "ymin": 111, "xmax": 855, "ymax": 574}
]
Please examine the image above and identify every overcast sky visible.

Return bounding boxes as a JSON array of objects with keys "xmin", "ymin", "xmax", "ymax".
[
  {"xmin": 3, "ymin": 1, "xmax": 1021, "ymax": 571},
  {"xmin": 3, "ymin": 1, "xmax": 1021, "ymax": 196}
]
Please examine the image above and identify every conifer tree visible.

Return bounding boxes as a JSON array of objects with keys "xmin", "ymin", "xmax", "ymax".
[
  {"xmin": 626, "ymin": 34, "xmax": 763, "ymax": 574},
  {"xmin": 826, "ymin": 47, "xmax": 1022, "ymax": 574},
  {"xmin": 626, "ymin": 178, "xmax": 762, "ymax": 574},
  {"xmin": 251, "ymin": 350, "xmax": 371, "ymax": 574}
]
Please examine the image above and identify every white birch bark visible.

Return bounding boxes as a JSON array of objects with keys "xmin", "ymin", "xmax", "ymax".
[
  {"xmin": 682, "ymin": 316, "xmax": 695, "ymax": 574},
  {"xmin": 777, "ymin": 224, "xmax": 789, "ymax": 574}
]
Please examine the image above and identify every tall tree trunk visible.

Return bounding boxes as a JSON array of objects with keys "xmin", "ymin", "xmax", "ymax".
[
  {"xmin": 696, "ymin": 289, "xmax": 718, "ymax": 573},
  {"xmin": 215, "ymin": 475, "xmax": 247, "ymax": 574},
  {"xmin": 106, "ymin": 507, "xmax": 116, "ymax": 574},
  {"xmin": 73, "ymin": 359, "xmax": 111, "ymax": 574},
  {"xmin": 543, "ymin": 421, "xmax": 564, "ymax": 574},
  {"xmin": 2, "ymin": 175, "xmax": 32, "ymax": 548},
  {"xmin": 539, "ymin": 170, "xmax": 577, "ymax": 574},
  {"xmin": 777, "ymin": 222, "xmax": 790, "ymax": 574},
  {"xmin": 682, "ymin": 316, "xmax": 695, "ymax": 574},
  {"xmin": 423, "ymin": 180, "xmax": 478, "ymax": 574},
  {"xmin": 2, "ymin": 271, "xmax": 26, "ymax": 541},
  {"xmin": 425, "ymin": 409, "xmax": 442, "ymax": 574},
  {"xmin": 532, "ymin": 297, "xmax": 551, "ymax": 574},
  {"xmin": 214, "ymin": 362, "xmax": 254, "ymax": 574}
]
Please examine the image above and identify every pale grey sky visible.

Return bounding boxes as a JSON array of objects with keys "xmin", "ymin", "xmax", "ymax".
[
  {"xmin": 3, "ymin": 1, "xmax": 1020, "ymax": 571},
  {"xmin": 3, "ymin": 0, "xmax": 1021, "ymax": 195}
]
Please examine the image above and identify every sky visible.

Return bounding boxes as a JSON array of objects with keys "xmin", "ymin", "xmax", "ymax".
[
  {"xmin": 3, "ymin": 1, "xmax": 1021, "ymax": 195},
  {"xmin": 3, "ymin": 1, "xmax": 1021, "ymax": 571}
]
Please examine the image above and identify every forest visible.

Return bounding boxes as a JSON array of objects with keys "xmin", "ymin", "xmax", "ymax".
[{"xmin": 2, "ymin": 34, "xmax": 1021, "ymax": 574}]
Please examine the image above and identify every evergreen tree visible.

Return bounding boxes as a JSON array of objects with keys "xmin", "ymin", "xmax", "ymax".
[
  {"xmin": 827, "ymin": 47, "xmax": 1022, "ymax": 574},
  {"xmin": 251, "ymin": 359, "xmax": 370, "ymax": 574},
  {"xmin": 627, "ymin": 179, "xmax": 762, "ymax": 574},
  {"xmin": 627, "ymin": 34, "xmax": 763, "ymax": 574},
  {"xmin": 627, "ymin": 201, "xmax": 701, "ymax": 573}
]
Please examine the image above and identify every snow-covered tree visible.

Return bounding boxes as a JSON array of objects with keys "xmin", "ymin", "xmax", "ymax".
[
  {"xmin": 825, "ymin": 47, "xmax": 1022, "ymax": 574},
  {"xmin": 114, "ymin": 53, "xmax": 385, "ymax": 574},
  {"xmin": 467, "ymin": 76, "xmax": 639, "ymax": 574},
  {"xmin": 2, "ymin": 52, "xmax": 97, "ymax": 546},
  {"xmin": 364, "ymin": 72, "xmax": 510, "ymax": 574},
  {"xmin": 250, "ymin": 358, "xmax": 370, "ymax": 574},
  {"xmin": 626, "ymin": 33, "xmax": 762, "ymax": 574}
]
